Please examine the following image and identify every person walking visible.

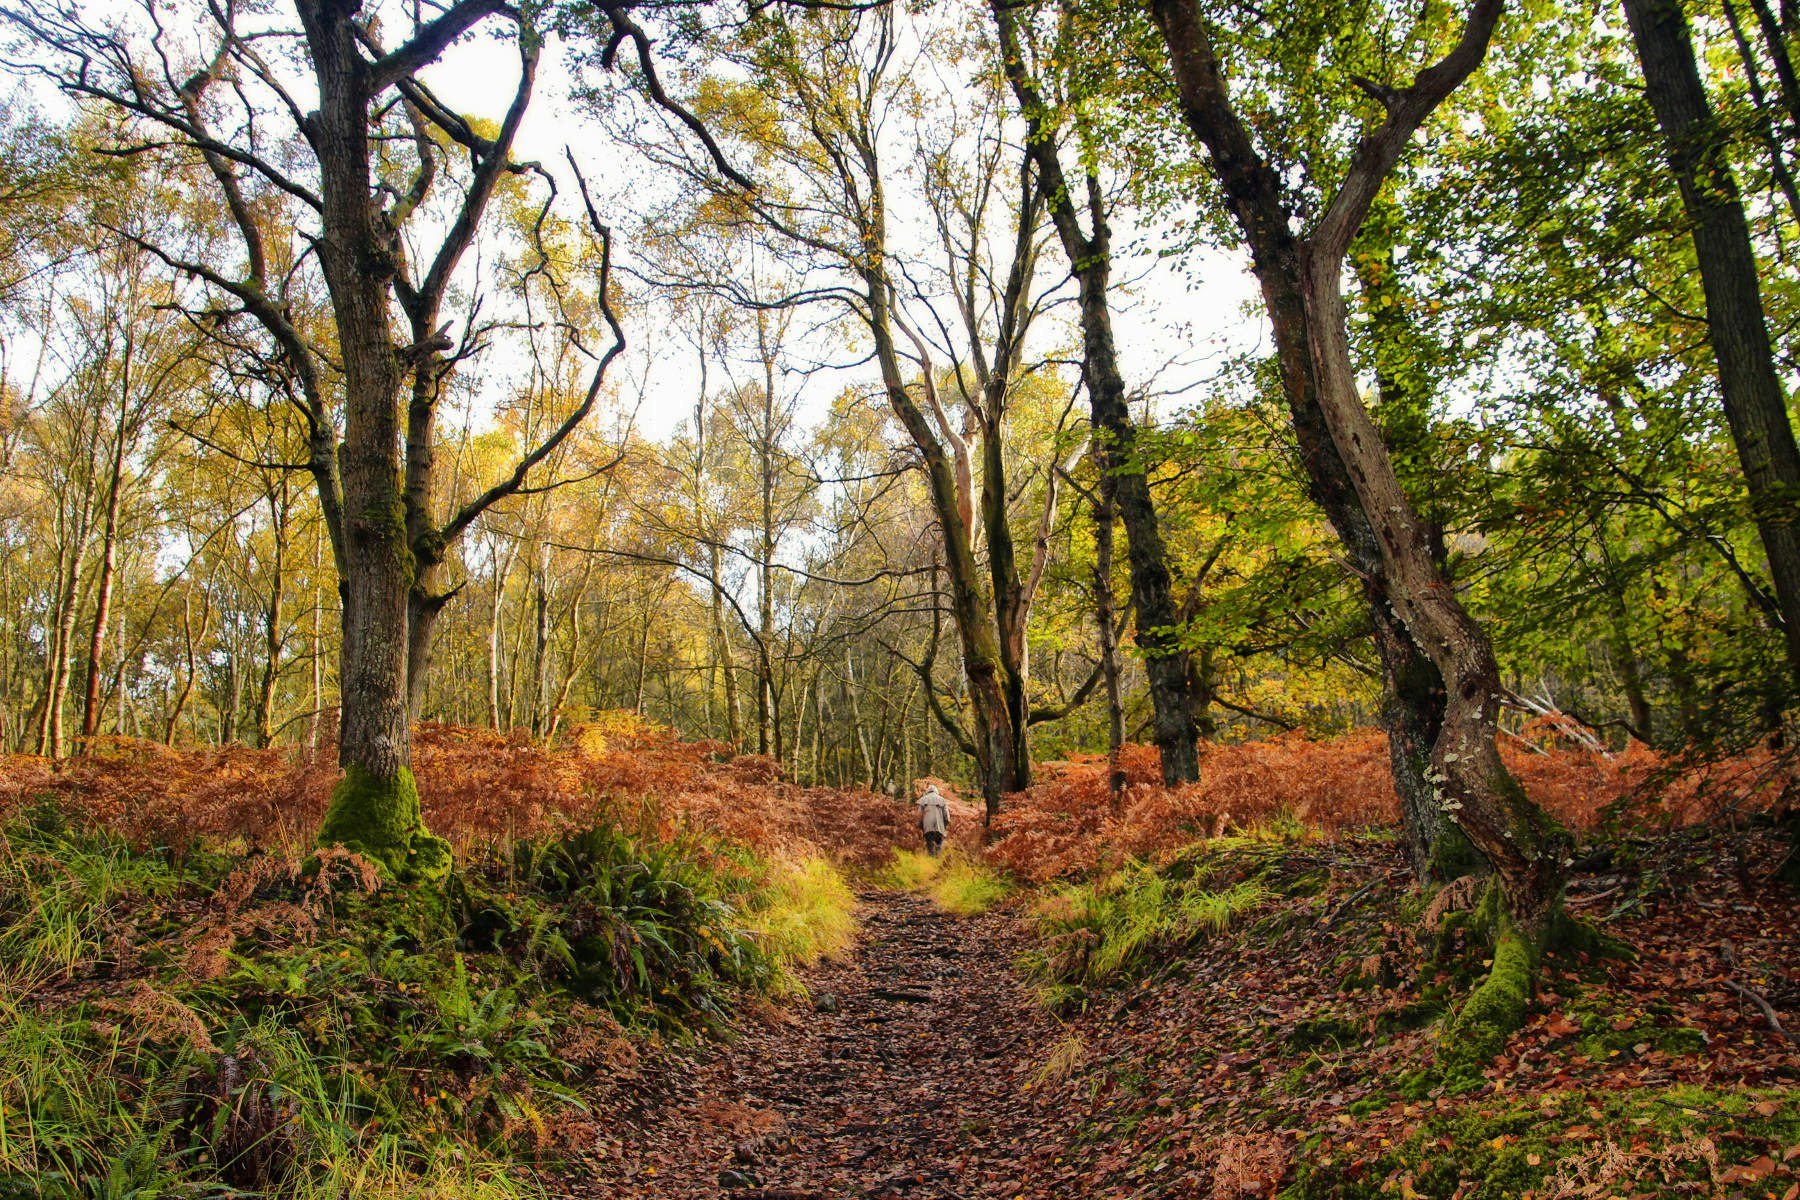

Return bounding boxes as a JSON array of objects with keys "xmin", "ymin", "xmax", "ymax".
[{"xmin": 916, "ymin": 784, "xmax": 950, "ymax": 857}]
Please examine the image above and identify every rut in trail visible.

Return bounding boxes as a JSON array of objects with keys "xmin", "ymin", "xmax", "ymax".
[{"xmin": 563, "ymin": 889, "xmax": 1061, "ymax": 1200}]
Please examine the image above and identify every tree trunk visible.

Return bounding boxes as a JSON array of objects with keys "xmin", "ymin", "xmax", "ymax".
[
  {"xmin": 166, "ymin": 589, "xmax": 209, "ymax": 747},
  {"xmin": 1092, "ymin": 484, "xmax": 1128, "ymax": 804},
  {"xmin": 992, "ymin": 1, "xmax": 1203, "ymax": 785},
  {"xmin": 301, "ymin": 1, "xmax": 448, "ymax": 881},
  {"xmin": 1149, "ymin": 0, "xmax": 1566, "ymax": 930},
  {"xmin": 255, "ymin": 491, "xmax": 288, "ymax": 748},
  {"xmin": 867, "ymin": 276, "xmax": 1016, "ymax": 818},
  {"xmin": 635, "ymin": 591, "xmax": 655, "ymax": 715},
  {"xmin": 545, "ymin": 556, "xmax": 595, "ymax": 742},
  {"xmin": 709, "ymin": 546, "xmax": 743, "ymax": 747},
  {"xmin": 222, "ymin": 646, "xmax": 242, "ymax": 746},
  {"xmin": 43, "ymin": 538, "xmax": 84, "ymax": 760},
  {"xmin": 980, "ymin": 413, "xmax": 1035, "ymax": 794},
  {"xmin": 531, "ymin": 555, "xmax": 550, "ymax": 737},
  {"xmin": 81, "ymin": 362, "xmax": 133, "ymax": 747},
  {"xmin": 1625, "ymin": 0, "xmax": 1800, "ymax": 692},
  {"xmin": 1348, "ymin": 201, "xmax": 1472, "ymax": 880},
  {"xmin": 486, "ymin": 546, "xmax": 509, "ymax": 731},
  {"xmin": 309, "ymin": 523, "xmax": 325, "ymax": 752},
  {"xmin": 846, "ymin": 647, "xmax": 877, "ymax": 787},
  {"xmin": 1605, "ymin": 578, "xmax": 1654, "ymax": 743}
]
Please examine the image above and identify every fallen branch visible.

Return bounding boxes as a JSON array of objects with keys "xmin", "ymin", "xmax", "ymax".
[{"xmin": 1724, "ymin": 978, "xmax": 1795, "ymax": 1043}]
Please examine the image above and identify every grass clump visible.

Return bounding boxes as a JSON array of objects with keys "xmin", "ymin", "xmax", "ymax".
[
  {"xmin": 882, "ymin": 849, "xmax": 940, "ymax": 891},
  {"xmin": 0, "ymin": 807, "xmax": 179, "ymax": 985},
  {"xmin": 882, "ymin": 849, "xmax": 1014, "ymax": 914},
  {"xmin": 740, "ymin": 855, "xmax": 858, "ymax": 995},
  {"xmin": 0, "ymin": 800, "xmax": 857, "ymax": 1197},
  {"xmin": 1022, "ymin": 860, "xmax": 1267, "ymax": 1009},
  {"xmin": 932, "ymin": 856, "xmax": 1014, "ymax": 914}
]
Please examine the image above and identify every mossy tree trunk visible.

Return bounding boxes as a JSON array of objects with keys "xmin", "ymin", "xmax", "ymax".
[{"xmin": 300, "ymin": 0, "xmax": 448, "ymax": 881}]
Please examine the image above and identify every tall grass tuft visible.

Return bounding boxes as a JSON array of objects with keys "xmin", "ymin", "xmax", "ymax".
[
  {"xmin": 0, "ymin": 810, "xmax": 178, "ymax": 986},
  {"xmin": 1022, "ymin": 862, "xmax": 1267, "ymax": 1008},
  {"xmin": 882, "ymin": 849, "xmax": 940, "ymax": 892},
  {"xmin": 743, "ymin": 856, "xmax": 857, "ymax": 995},
  {"xmin": 881, "ymin": 849, "xmax": 1014, "ymax": 915}
]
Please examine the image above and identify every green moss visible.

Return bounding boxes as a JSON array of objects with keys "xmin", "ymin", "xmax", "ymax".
[
  {"xmin": 1288, "ymin": 1014, "xmax": 1359, "ymax": 1051},
  {"xmin": 359, "ymin": 495, "xmax": 416, "ymax": 589},
  {"xmin": 1544, "ymin": 909, "xmax": 1632, "ymax": 960},
  {"xmin": 408, "ymin": 833, "xmax": 454, "ymax": 882},
  {"xmin": 316, "ymin": 765, "xmax": 451, "ymax": 884},
  {"xmin": 1442, "ymin": 922, "xmax": 1535, "ymax": 1071},
  {"xmin": 1562, "ymin": 990, "xmax": 1707, "ymax": 1060}
]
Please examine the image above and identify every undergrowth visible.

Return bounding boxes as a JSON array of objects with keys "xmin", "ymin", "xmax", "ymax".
[
  {"xmin": 738, "ymin": 854, "xmax": 858, "ymax": 995},
  {"xmin": 1021, "ymin": 858, "xmax": 1268, "ymax": 1009},
  {"xmin": 0, "ymin": 800, "xmax": 855, "ymax": 1197}
]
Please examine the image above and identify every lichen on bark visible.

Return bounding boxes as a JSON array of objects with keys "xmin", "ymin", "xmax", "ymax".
[{"xmin": 316, "ymin": 764, "xmax": 452, "ymax": 883}]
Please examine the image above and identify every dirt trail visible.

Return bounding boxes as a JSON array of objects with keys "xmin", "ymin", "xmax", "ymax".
[{"xmin": 563, "ymin": 890, "xmax": 1060, "ymax": 1199}]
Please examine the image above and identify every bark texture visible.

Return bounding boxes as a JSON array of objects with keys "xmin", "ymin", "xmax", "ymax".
[{"xmin": 993, "ymin": 0, "xmax": 1204, "ymax": 784}]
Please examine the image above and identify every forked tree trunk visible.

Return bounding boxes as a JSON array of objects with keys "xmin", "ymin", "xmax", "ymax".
[
  {"xmin": 992, "ymin": 1, "xmax": 1203, "ymax": 784},
  {"xmin": 301, "ymin": 1, "xmax": 452, "ymax": 882},
  {"xmin": 166, "ymin": 589, "xmax": 210, "ymax": 747},
  {"xmin": 1150, "ymin": 0, "xmax": 1567, "ymax": 930}
]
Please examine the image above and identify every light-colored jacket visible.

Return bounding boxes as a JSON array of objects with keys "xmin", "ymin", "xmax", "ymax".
[{"xmin": 916, "ymin": 789, "xmax": 950, "ymax": 835}]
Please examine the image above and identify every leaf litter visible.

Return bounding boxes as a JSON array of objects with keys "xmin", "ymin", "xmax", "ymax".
[{"xmin": 555, "ymin": 824, "xmax": 1798, "ymax": 1200}]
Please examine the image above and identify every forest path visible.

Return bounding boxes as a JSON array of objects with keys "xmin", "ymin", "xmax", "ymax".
[{"xmin": 562, "ymin": 889, "xmax": 1061, "ymax": 1199}]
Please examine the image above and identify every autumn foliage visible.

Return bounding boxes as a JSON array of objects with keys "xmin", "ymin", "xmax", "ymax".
[
  {"xmin": 2, "ymin": 717, "xmax": 1789, "ymax": 884},
  {"xmin": 0, "ymin": 715, "xmax": 945, "ymax": 869},
  {"xmin": 987, "ymin": 726, "xmax": 1797, "ymax": 882}
]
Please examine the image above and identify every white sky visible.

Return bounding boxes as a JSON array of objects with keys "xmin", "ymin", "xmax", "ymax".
[
  {"xmin": 5, "ymin": 5, "xmax": 1266, "ymax": 445},
  {"xmin": 423, "ymin": 30, "xmax": 1268, "ymax": 442}
]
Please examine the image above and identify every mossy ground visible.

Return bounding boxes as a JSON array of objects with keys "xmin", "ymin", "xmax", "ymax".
[
  {"xmin": 1287, "ymin": 1084, "xmax": 1800, "ymax": 1199},
  {"xmin": 999, "ymin": 826, "xmax": 1800, "ymax": 1199}
]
